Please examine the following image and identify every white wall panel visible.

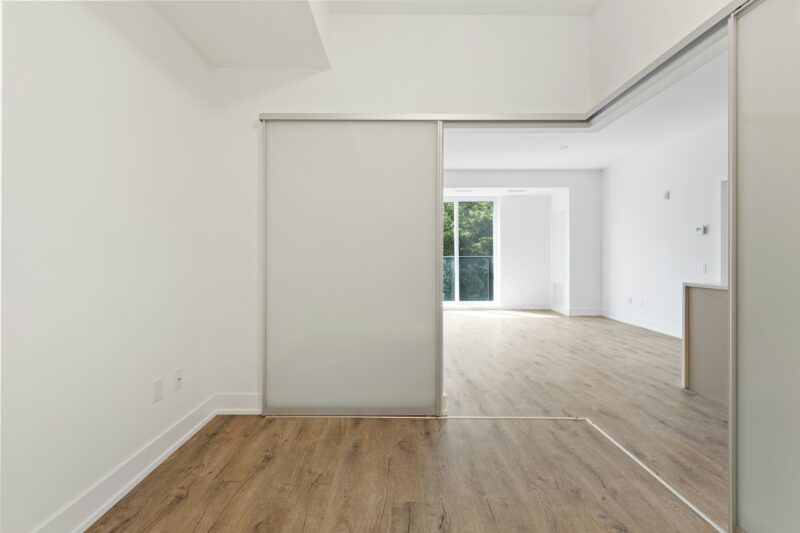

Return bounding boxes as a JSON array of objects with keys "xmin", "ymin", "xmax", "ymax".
[
  {"xmin": 498, "ymin": 196, "xmax": 551, "ymax": 309},
  {"xmin": 265, "ymin": 120, "xmax": 439, "ymax": 412},
  {"xmin": 2, "ymin": 4, "xmax": 214, "ymax": 532},
  {"xmin": 590, "ymin": 0, "xmax": 732, "ymax": 106},
  {"xmin": 601, "ymin": 118, "xmax": 728, "ymax": 338}
]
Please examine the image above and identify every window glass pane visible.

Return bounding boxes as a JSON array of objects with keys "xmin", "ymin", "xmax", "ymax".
[
  {"xmin": 458, "ymin": 202, "xmax": 493, "ymax": 256},
  {"xmin": 458, "ymin": 202, "xmax": 494, "ymax": 301},
  {"xmin": 443, "ymin": 257, "xmax": 455, "ymax": 301},
  {"xmin": 443, "ymin": 202, "xmax": 454, "ymax": 256},
  {"xmin": 459, "ymin": 257, "xmax": 493, "ymax": 301},
  {"xmin": 443, "ymin": 202, "xmax": 455, "ymax": 301}
]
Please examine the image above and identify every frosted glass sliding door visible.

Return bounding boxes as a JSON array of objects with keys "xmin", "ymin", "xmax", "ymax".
[
  {"xmin": 264, "ymin": 120, "xmax": 440, "ymax": 415},
  {"xmin": 734, "ymin": 1, "xmax": 800, "ymax": 530}
]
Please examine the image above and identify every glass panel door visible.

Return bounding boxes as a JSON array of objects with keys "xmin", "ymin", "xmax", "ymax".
[
  {"xmin": 265, "ymin": 120, "xmax": 439, "ymax": 414},
  {"xmin": 734, "ymin": 1, "xmax": 800, "ymax": 530}
]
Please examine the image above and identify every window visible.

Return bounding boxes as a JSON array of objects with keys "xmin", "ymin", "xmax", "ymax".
[
  {"xmin": 443, "ymin": 200, "xmax": 495, "ymax": 302},
  {"xmin": 443, "ymin": 203, "xmax": 456, "ymax": 301}
]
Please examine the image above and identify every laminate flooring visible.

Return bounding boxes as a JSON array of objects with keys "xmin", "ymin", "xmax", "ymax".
[
  {"xmin": 444, "ymin": 310, "xmax": 728, "ymax": 528},
  {"xmin": 88, "ymin": 416, "xmax": 715, "ymax": 533},
  {"xmin": 88, "ymin": 311, "xmax": 726, "ymax": 532}
]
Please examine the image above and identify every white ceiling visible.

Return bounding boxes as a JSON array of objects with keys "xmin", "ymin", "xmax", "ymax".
[
  {"xmin": 151, "ymin": 1, "xmax": 330, "ymax": 68},
  {"xmin": 444, "ymin": 51, "xmax": 728, "ymax": 170},
  {"xmin": 328, "ymin": 0, "xmax": 601, "ymax": 16}
]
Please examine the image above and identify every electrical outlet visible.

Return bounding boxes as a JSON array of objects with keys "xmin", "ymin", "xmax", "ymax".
[
  {"xmin": 153, "ymin": 377, "xmax": 164, "ymax": 403},
  {"xmin": 175, "ymin": 369, "xmax": 183, "ymax": 391}
]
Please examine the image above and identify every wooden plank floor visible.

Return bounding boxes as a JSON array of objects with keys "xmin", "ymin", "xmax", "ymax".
[
  {"xmin": 88, "ymin": 416, "xmax": 714, "ymax": 533},
  {"xmin": 444, "ymin": 310, "xmax": 728, "ymax": 528}
]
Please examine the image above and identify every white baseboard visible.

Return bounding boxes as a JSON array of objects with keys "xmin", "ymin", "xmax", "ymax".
[
  {"xmin": 443, "ymin": 304, "xmax": 550, "ymax": 311},
  {"xmin": 549, "ymin": 305, "xmax": 601, "ymax": 317},
  {"xmin": 215, "ymin": 392, "xmax": 263, "ymax": 415},
  {"xmin": 602, "ymin": 308, "xmax": 682, "ymax": 338},
  {"xmin": 567, "ymin": 307, "xmax": 601, "ymax": 317},
  {"xmin": 503, "ymin": 304, "xmax": 552, "ymax": 311},
  {"xmin": 35, "ymin": 392, "xmax": 263, "ymax": 533}
]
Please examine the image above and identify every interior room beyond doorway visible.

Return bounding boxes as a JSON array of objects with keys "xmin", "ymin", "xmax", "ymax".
[{"xmin": 441, "ymin": 46, "xmax": 730, "ymax": 530}]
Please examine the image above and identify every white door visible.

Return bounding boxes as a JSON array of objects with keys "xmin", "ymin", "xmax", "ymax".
[
  {"xmin": 264, "ymin": 119, "xmax": 441, "ymax": 415},
  {"xmin": 733, "ymin": 1, "xmax": 800, "ymax": 530}
]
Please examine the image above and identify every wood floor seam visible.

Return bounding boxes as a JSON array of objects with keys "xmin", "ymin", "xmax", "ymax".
[{"xmin": 582, "ymin": 418, "xmax": 726, "ymax": 533}]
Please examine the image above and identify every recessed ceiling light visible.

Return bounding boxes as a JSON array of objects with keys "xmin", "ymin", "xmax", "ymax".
[{"xmin": 560, "ymin": 145, "xmax": 569, "ymax": 150}]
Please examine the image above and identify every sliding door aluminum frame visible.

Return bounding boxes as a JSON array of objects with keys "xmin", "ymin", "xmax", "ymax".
[
  {"xmin": 728, "ymin": 3, "xmax": 764, "ymax": 533},
  {"xmin": 261, "ymin": 1, "xmax": 752, "ymax": 529},
  {"xmin": 729, "ymin": 12, "xmax": 741, "ymax": 533}
]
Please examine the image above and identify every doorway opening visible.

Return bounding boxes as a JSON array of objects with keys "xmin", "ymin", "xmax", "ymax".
[{"xmin": 440, "ymin": 30, "xmax": 731, "ymax": 532}]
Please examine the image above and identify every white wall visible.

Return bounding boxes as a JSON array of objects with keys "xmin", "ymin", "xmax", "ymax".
[
  {"xmin": 211, "ymin": 13, "xmax": 591, "ymax": 113},
  {"xmin": 446, "ymin": 171, "xmax": 602, "ymax": 316},
  {"xmin": 550, "ymin": 190, "xmax": 570, "ymax": 313},
  {"xmin": 590, "ymin": 0, "xmax": 733, "ymax": 106},
  {"xmin": 2, "ymin": 4, "xmax": 217, "ymax": 532},
  {"xmin": 497, "ymin": 195, "xmax": 551, "ymax": 309},
  {"xmin": 601, "ymin": 117, "xmax": 728, "ymax": 337}
]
